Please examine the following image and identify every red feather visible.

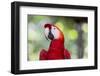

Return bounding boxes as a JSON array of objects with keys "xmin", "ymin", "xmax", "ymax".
[
  {"xmin": 39, "ymin": 49, "xmax": 47, "ymax": 60},
  {"xmin": 64, "ymin": 49, "xmax": 71, "ymax": 59}
]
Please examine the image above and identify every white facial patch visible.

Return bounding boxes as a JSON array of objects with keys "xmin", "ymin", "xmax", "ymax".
[
  {"xmin": 44, "ymin": 28, "xmax": 49, "ymax": 37},
  {"xmin": 51, "ymin": 26, "xmax": 59, "ymax": 39}
]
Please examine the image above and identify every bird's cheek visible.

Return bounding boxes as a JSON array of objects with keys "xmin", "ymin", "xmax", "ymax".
[
  {"xmin": 45, "ymin": 28, "xmax": 49, "ymax": 37},
  {"xmin": 52, "ymin": 29, "xmax": 60, "ymax": 39}
]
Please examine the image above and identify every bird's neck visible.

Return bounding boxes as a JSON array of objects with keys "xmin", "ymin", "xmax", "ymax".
[{"xmin": 49, "ymin": 38, "xmax": 64, "ymax": 50}]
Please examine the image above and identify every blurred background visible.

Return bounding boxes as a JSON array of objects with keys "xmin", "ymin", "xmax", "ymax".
[{"xmin": 27, "ymin": 15, "xmax": 88, "ymax": 61}]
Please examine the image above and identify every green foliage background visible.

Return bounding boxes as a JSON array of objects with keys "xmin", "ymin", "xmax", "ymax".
[{"xmin": 28, "ymin": 15, "xmax": 88, "ymax": 61}]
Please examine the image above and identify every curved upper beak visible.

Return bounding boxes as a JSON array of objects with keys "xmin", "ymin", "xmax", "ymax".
[
  {"xmin": 48, "ymin": 30, "xmax": 54, "ymax": 40},
  {"xmin": 44, "ymin": 30, "xmax": 54, "ymax": 41}
]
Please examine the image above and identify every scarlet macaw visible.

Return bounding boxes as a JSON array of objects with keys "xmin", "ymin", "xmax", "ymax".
[{"xmin": 40, "ymin": 23, "xmax": 71, "ymax": 60}]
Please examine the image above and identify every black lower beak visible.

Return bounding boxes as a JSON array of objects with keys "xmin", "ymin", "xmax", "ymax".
[{"xmin": 48, "ymin": 30, "xmax": 54, "ymax": 40}]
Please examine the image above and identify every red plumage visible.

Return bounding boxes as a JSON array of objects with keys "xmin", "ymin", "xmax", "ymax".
[{"xmin": 39, "ymin": 24, "xmax": 71, "ymax": 60}]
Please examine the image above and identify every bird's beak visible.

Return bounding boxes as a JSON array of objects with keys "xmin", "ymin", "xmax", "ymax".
[
  {"xmin": 45, "ymin": 34, "xmax": 49, "ymax": 41},
  {"xmin": 48, "ymin": 30, "xmax": 54, "ymax": 40}
]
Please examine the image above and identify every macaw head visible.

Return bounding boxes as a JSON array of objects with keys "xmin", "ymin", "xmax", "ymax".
[{"xmin": 44, "ymin": 23, "xmax": 64, "ymax": 41}]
